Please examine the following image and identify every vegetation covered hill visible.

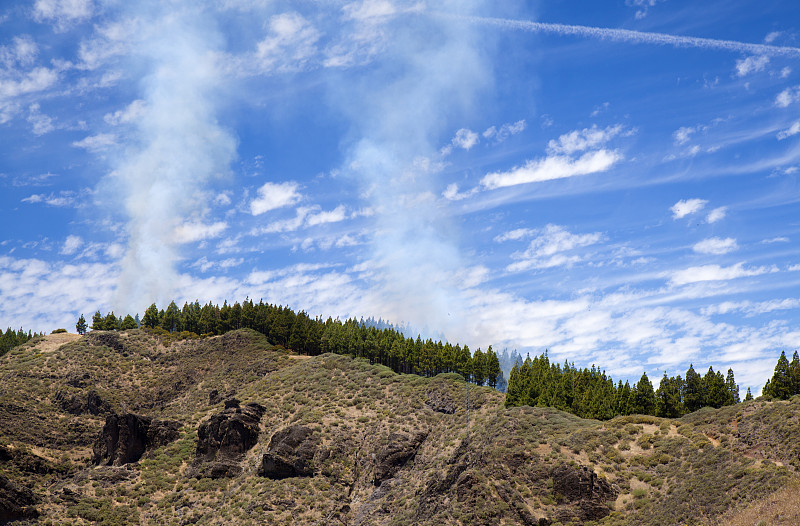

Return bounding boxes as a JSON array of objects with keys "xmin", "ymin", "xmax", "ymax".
[{"xmin": 1, "ymin": 328, "xmax": 799, "ymax": 525}]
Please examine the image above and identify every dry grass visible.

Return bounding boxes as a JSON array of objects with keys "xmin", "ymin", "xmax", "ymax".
[{"xmin": 720, "ymin": 480, "xmax": 800, "ymax": 526}]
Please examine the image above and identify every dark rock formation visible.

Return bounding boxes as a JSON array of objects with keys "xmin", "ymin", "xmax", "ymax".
[
  {"xmin": 92, "ymin": 413, "xmax": 181, "ymax": 466},
  {"xmin": 424, "ymin": 385, "xmax": 457, "ymax": 414},
  {"xmin": 0, "ymin": 474, "xmax": 38, "ymax": 523},
  {"xmin": 551, "ymin": 463, "xmax": 617, "ymax": 523},
  {"xmin": 86, "ymin": 331, "xmax": 125, "ymax": 352},
  {"xmin": 55, "ymin": 389, "xmax": 112, "ymax": 416},
  {"xmin": 188, "ymin": 400, "xmax": 265, "ymax": 479},
  {"xmin": 258, "ymin": 425, "xmax": 320, "ymax": 479},
  {"xmin": 208, "ymin": 389, "xmax": 236, "ymax": 405},
  {"xmin": 65, "ymin": 372, "xmax": 92, "ymax": 388},
  {"xmin": 373, "ymin": 431, "xmax": 427, "ymax": 485}
]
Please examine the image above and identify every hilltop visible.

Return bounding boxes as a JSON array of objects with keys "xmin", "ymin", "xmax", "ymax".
[{"xmin": 1, "ymin": 329, "xmax": 799, "ymax": 525}]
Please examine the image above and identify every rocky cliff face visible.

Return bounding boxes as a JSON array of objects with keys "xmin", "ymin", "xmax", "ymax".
[
  {"xmin": 92, "ymin": 413, "xmax": 181, "ymax": 466},
  {"xmin": 187, "ymin": 399, "xmax": 266, "ymax": 478}
]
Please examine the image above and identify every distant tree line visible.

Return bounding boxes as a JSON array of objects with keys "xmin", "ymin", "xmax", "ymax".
[
  {"xmin": 82, "ymin": 299, "xmax": 504, "ymax": 387},
  {"xmin": 504, "ymin": 353, "xmax": 742, "ymax": 420},
  {"xmin": 762, "ymin": 350, "xmax": 800, "ymax": 400},
  {"xmin": 76, "ymin": 301, "xmax": 799, "ymax": 418},
  {"xmin": 0, "ymin": 327, "xmax": 43, "ymax": 357}
]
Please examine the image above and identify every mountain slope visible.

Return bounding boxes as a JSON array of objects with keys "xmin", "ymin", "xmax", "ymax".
[{"xmin": 0, "ymin": 329, "xmax": 797, "ymax": 525}]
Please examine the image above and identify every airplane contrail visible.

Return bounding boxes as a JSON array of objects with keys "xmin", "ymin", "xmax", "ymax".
[{"xmin": 445, "ymin": 14, "xmax": 800, "ymax": 58}]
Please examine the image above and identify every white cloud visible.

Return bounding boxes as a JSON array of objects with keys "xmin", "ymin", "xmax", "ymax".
[
  {"xmin": 482, "ymin": 119, "xmax": 526, "ymax": 142},
  {"xmin": 706, "ymin": 206, "xmax": 727, "ymax": 223},
  {"xmin": 451, "ymin": 128, "xmax": 479, "ymax": 150},
  {"xmin": 493, "ymin": 228, "xmax": 535, "ymax": 242},
  {"xmin": 21, "ymin": 189, "xmax": 87, "ymax": 207},
  {"xmin": 669, "ymin": 262, "xmax": 776, "ymax": 286},
  {"xmin": 192, "ymin": 256, "xmax": 243, "ymax": 272},
  {"xmin": 306, "ymin": 205, "xmax": 347, "ymax": 227},
  {"xmin": 764, "ymin": 31, "xmax": 781, "ymax": 44},
  {"xmin": 673, "ymin": 126, "xmax": 695, "ymax": 145},
  {"xmin": 0, "ymin": 67, "xmax": 58, "ymax": 100},
  {"xmin": 0, "ymin": 36, "xmax": 38, "ymax": 68},
  {"xmin": 693, "ymin": 237, "xmax": 738, "ymax": 255},
  {"xmin": 72, "ymin": 133, "xmax": 116, "ymax": 151},
  {"xmin": 33, "ymin": 0, "xmax": 93, "ymax": 28},
  {"xmin": 671, "ymin": 198, "xmax": 708, "ymax": 219},
  {"xmin": 258, "ymin": 204, "xmax": 349, "ymax": 233},
  {"xmin": 103, "ymin": 100, "xmax": 146, "ymax": 125},
  {"xmin": 255, "ymin": 12, "xmax": 319, "ymax": 72},
  {"xmin": 625, "ymin": 0, "xmax": 664, "ymax": 19},
  {"xmin": 762, "ymin": 237, "xmax": 789, "ymax": 244},
  {"xmin": 547, "ymin": 124, "xmax": 624, "ymax": 155},
  {"xmin": 442, "ymin": 183, "xmax": 478, "ymax": 201},
  {"xmin": 60, "ymin": 235, "xmax": 83, "ymax": 255},
  {"xmin": 174, "ymin": 221, "xmax": 227, "ymax": 243},
  {"xmin": 777, "ymin": 121, "xmax": 800, "ymax": 140},
  {"xmin": 213, "ymin": 192, "xmax": 232, "ymax": 206},
  {"xmin": 507, "ymin": 224, "xmax": 604, "ymax": 271},
  {"xmin": 0, "ymin": 255, "xmax": 117, "ymax": 332},
  {"xmin": 735, "ymin": 55, "xmax": 769, "ymax": 77},
  {"xmin": 27, "ymin": 103, "xmax": 54, "ymax": 135},
  {"xmin": 780, "ymin": 67, "xmax": 792, "ymax": 78},
  {"xmin": 775, "ymin": 86, "xmax": 800, "ymax": 108},
  {"xmin": 703, "ymin": 298, "xmax": 800, "ymax": 317},
  {"xmin": 481, "ymin": 149, "xmax": 621, "ymax": 190},
  {"xmin": 250, "ymin": 181, "xmax": 302, "ymax": 215}
]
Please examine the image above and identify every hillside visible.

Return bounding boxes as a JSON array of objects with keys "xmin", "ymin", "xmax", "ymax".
[{"xmin": 1, "ymin": 329, "xmax": 799, "ymax": 525}]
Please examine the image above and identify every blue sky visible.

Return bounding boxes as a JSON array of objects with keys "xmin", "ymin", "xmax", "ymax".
[{"xmin": 2, "ymin": 0, "xmax": 800, "ymax": 394}]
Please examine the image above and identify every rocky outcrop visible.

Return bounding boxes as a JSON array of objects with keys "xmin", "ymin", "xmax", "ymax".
[
  {"xmin": 373, "ymin": 431, "xmax": 427, "ymax": 485},
  {"xmin": 55, "ymin": 389, "xmax": 112, "ymax": 416},
  {"xmin": 258, "ymin": 425, "xmax": 320, "ymax": 479},
  {"xmin": 208, "ymin": 389, "xmax": 236, "ymax": 405},
  {"xmin": 86, "ymin": 331, "xmax": 125, "ymax": 352},
  {"xmin": 188, "ymin": 400, "xmax": 265, "ymax": 479},
  {"xmin": 425, "ymin": 385, "xmax": 457, "ymax": 414},
  {"xmin": 92, "ymin": 413, "xmax": 181, "ymax": 466},
  {"xmin": 0, "ymin": 474, "xmax": 38, "ymax": 523},
  {"xmin": 551, "ymin": 463, "xmax": 617, "ymax": 523}
]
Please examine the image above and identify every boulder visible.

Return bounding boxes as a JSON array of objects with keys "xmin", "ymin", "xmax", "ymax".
[
  {"xmin": 258, "ymin": 425, "xmax": 320, "ymax": 479},
  {"xmin": 55, "ymin": 389, "xmax": 112, "ymax": 416},
  {"xmin": 0, "ymin": 474, "xmax": 38, "ymax": 523},
  {"xmin": 373, "ymin": 431, "xmax": 427, "ymax": 485},
  {"xmin": 92, "ymin": 413, "xmax": 181, "ymax": 466},
  {"xmin": 188, "ymin": 400, "xmax": 265, "ymax": 479},
  {"xmin": 551, "ymin": 463, "xmax": 617, "ymax": 522}
]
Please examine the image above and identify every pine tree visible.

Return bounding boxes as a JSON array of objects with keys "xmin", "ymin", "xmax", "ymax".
[
  {"xmin": 162, "ymin": 301, "xmax": 180, "ymax": 332},
  {"xmin": 704, "ymin": 367, "xmax": 730, "ymax": 409},
  {"xmin": 142, "ymin": 303, "xmax": 160, "ymax": 329},
  {"xmin": 75, "ymin": 314, "xmax": 87, "ymax": 335},
  {"xmin": 631, "ymin": 372, "xmax": 656, "ymax": 415},
  {"xmin": 790, "ymin": 351, "xmax": 800, "ymax": 397},
  {"xmin": 725, "ymin": 368, "xmax": 740, "ymax": 404},
  {"xmin": 684, "ymin": 364, "xmax": 704, "ymax": 413},
  {"xmin": 485, "ymin": 346, "xmax": 501, "ymax": 389},
  {"xmin": 655, "ymin": 373, "xmax": 684, "ymax": 418},
  {"xmin": 102, "ymin": 312, "xmax": 119, "ymax": 331},
  {"xmin": 91, "ymin": 311, "xmax": 103, "ymax": 330},
  {"xmin": 744, "ymin": 387, "xmax": 753, "ymax": 401},
  {"xmin": 121, "ymin": 314, "xmax": 138, "ymax": 330},
  {"xmin": 764, "ymin": 351, "xmax": 793, "ymax": 400},
  {"xmin": 472, "ymin": 348, "xmax": 486, "ymax": 386}
]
